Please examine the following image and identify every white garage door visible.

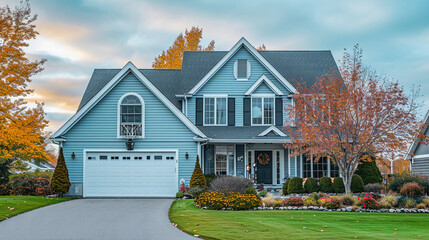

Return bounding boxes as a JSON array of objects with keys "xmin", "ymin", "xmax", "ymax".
[{"xmin": 83, "ymin": 151, "xmax": 178, "ymax": 197}]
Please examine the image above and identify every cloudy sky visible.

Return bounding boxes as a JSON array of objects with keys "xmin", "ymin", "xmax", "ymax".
[{"xmin": 2, "ymin": 0, "xmax": 429, "ymax": 133}]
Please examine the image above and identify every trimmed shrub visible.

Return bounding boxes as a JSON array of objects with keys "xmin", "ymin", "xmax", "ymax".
[
  {"xmin": 388, "ymin": 173, "xmax": 429, "ymax": 193},
  {"xmin": 209, "ymin": 176, "xmax": 253, "ymax": 194},
  {"xmin": 321, "ymin": 197, "xmax": 342, "ymax": 209},
  {"xmin": 304, "ymin": 177, "xmax": 319, "ymax": 193},
  {"xmin": 176, "ymin": 192, "xmax": 184, "ymax": 198},
  {"xmin": 195, "ymin": 191, "xmax": 262, "ymax": 210},
  {"xmin": 287, "ymin": 177, "xmax": 304, "ymax": 194},
  {"xmin": 188, "ymin": 187, "xmax": 206, "ymax": 199},
  {"xmin": 333, "ymin": 177, "xmax": 345, "ymax": 193},
  {"xmin": 304, "ymin": 196, "xmax": 318, "ymax": 206},
  {"xmin": 319, "ymin": 177, "xmax": 333, "ymax": 193},
  {"xmin": 258, "ymin": 190, "xmax": 267, "ymax": 198},
  {"xmin": 204, "ymin": 174, "xmax": 217, "ymax": 187},
  {"xmin": 355, "ymin": 155, "xmax": 382, "ymax": 185},
  {"xmin": 244, "ymin": 186, "xmax": 257, "ymax": 196},
  {"xmin": 364, "ymin": 183, "xmax": 384, "ymax": 193},
  {"xmin": 357, "ymin": 194, "xmax": 380, "ymax": 209},
  {"xmin": 282, "ymin": 179, "xmax": 290, "ymax": 195},
  {"xmin": 400, "ymin": 182, "xmax": 425, "ymax": 198},
  {"xmin": 9, "ymin": 171, "xmax": 52, "ymax": 196},
  {"xmin": 351, "ymin": 175, "xmax": 364, "ymax": 193},
  {"xmin": 50, "ymin": 148, "xmax": 71, "ymax": 196},
  {"xmin": 195, "ymin": 191, "xmax": 227, "ymax": 210},
  {"xmin": 227, "ymin": 193, "xmax": 262, "ymax": 210},
  {"xmin": 284, "ymin": 197, "xmax": 304, "ymax": 206},
  {"xmin": 340, "ymin": 195, "xmax": 356, "ymax": 206},
  {"xmin": 190, "ymin": 156, "xmax": 207, "ymax": 188}
]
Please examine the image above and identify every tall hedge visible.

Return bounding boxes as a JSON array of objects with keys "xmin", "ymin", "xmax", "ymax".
[
  {"xmin": 282, "ymin": 178, "xmax": 290, "ymax": 195},
  {"xmin": 50, "ymin": 148, "xmax": 71, "ymax": 197},
  {"xmin": 320, "ymin": 176, "xmax": 333, "ymax": 193},
  {"xmin": 355, "ymin": 154, "xmax": 382, "ymax": 185},
  {"xmin": 351, "ymin": 174, "xmax": 364, "ymax": 193},
  {"xmin": 190, "ymin": 155, "xmax": 207, "ymax": 188},
  {"xmin": 333, "ymin": 177, "xmax": 345, "ymax": 193},
  {"xmin": 287, "ymin": 177, "xmax": 304, "ymax": 194},
  {"xmin": 304, "ymin": 177, "xmax": 319, "ymax": 193}
]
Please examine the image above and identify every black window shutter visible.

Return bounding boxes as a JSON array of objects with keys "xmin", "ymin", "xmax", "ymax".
[
  {"xmin": 275, "ymin": 97, "xmax": 283, "ymax": 126},
  {"xmin": 228, "ymin": 98, "xmax": 235, "ymax": 126},
  {"xmin": 196, "ymin": 98, "xmax": 203, "ymax": 126},
  {"xmin": 243, "ymin": 97, "xmax": 251, "ymax": 126}
]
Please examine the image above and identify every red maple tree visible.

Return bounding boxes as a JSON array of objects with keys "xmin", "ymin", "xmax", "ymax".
[{"xmin": 284, "ymin": 45, "xmax": 426, "ymax": 194}]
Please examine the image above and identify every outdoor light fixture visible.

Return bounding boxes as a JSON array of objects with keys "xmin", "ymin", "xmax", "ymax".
[
  {"xmin": 126, "ymin": 139, "xmax": 134, "ymax": 150},
  {"xmin": 185, "ymin": 152, "xmax": 189, "ymax": 159},
  {"xmin": 71, "ymin": 152, "xmax": 76, "ymax": 160}
]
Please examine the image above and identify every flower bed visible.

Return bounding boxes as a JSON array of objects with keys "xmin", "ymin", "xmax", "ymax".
[
  {"xmin": 357, "ymin": 194, "xmax": 380, "ymax": 209},
  {"xmin": 8, "ymin": 172, "xmax": 52, "ymax": 196}
]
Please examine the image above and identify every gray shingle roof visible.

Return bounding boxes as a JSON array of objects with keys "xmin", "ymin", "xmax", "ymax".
[
  {"xmin": 197, "ymin": 126, "xmax": 290, "ymax": 140},
  {"xmin": 77, "ymin": 49, "xmax": 340, "ymax": 117}
]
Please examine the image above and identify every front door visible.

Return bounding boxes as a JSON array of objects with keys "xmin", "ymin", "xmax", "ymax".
[{"xmin": 255, "ymin": 151, "xmax": 272, "ymax": 184}]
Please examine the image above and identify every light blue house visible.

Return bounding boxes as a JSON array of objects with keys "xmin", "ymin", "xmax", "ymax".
[{"xmin": 51, "ymin": 38, "xmax": 340, "ymax": 197}]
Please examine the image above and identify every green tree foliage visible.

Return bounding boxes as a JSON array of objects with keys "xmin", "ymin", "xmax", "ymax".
[
  {"xmin": 304, "ymin": 177, "xmax": 319, "ymax": 193},
  {"xmin": 287, "ymin": 177, "xmax": 304, "ymax": 194},
  {"xmin": 355, "ymin": 154, "xmax": 382, "ymax": 185},
  {"xmin": 333, "ymin": 177, "xmax": 345, "ymax": 193},
  {"xmin": 351, "ymin": 174, "xmax": 364, "ymax": 193},
  {"xmin": 319, "ymin": 176, "xmax": 333, "ymax": 193},
  {"xmin": 190, "ymin": 155, "xmax": 207, "ymax": 188},
  {"xmin": 49, "ymin": 148, "xmax": 70, "ymax": 197}
]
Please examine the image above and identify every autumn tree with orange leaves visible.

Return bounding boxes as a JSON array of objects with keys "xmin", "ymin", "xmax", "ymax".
[
  {"xmin": 152, "ymin": 27, "xmax": 215, "ymax": 69},
  {"xmin": 0, "ymin": 1, "xmax": 48, "ymax": 183},
  {"xmin": 285, "ymin": 45, "xmax": 426, "ymax": 194}
]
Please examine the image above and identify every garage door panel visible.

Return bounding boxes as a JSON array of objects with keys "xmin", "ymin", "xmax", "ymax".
[{"xmin": 84, "ymin": 151, "xmax": 177, "ymax": 197}]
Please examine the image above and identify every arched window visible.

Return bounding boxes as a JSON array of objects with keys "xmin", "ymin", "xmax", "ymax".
[{"xmin": 118, "ymin": 93, "xmax": 144, "ymax": 138}]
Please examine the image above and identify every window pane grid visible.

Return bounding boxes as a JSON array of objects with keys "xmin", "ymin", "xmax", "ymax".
[
  {"xmin": 252, "ymin": 97, "xmax": 274, "ymax": 125},
  {"xmin": 204, "ymin": 97, "xmax": 227, "ymax": 125}
]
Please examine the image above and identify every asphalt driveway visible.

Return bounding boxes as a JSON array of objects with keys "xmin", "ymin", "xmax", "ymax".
[{"xmin": 0, "ymin": 198, "xmax": 196, "ymax": 240}]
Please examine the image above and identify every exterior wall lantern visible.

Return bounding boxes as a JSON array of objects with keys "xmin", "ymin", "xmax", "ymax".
[
  {"xmin": 71, "ymin": 152, "xmax": 76, "ymax": 160},
  {"xmin": 185, "ymin": 152, "xmax": 189, "ymax": 159},
  {"xmin": 126, "ymin": 139, "xmax": 134, "ymax": 150}
]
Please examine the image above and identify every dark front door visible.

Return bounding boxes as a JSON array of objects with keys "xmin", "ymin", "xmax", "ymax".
[{"xmin": 255, "ymin": 151, "xmax": 272, "ymax": 184}]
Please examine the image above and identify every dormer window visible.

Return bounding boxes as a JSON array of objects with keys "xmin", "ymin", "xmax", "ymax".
[
  {"xmin": 118, "ymin": 93, "xmax": 144, "ymax": 138},
  {"xmin": 234, "ymin": 59, "xmax": 251, "ymax": 80}
]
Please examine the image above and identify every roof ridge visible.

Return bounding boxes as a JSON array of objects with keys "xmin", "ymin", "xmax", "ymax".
[{"xmin": 260, "ymin": 50, "xmax": 332, "ymax": 52}]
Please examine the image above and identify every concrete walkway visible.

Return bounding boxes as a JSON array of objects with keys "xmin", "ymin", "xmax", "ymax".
[{"xmin": 0, "ymin": 198, "xmax": 196, "ymax": 240}]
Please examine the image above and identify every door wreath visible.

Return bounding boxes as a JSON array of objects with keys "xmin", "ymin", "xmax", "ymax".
[{"xmin": 257, "ymin": 153, "xmax": 270, "ymax": 165}]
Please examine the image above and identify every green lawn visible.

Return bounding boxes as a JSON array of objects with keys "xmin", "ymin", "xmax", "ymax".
[
  {"xmin": 0, "ymin": 196, "xmax": 72, "ymax": 221},
  {"xmin": 170, "ymin": 200, "xmax": 429, "ymax": 240}
]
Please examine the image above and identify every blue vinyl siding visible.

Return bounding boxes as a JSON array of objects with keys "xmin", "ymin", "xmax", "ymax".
[
  {"xmin": 187, "ymin": 46, "xmax": 291, "ymax": 126},
  {"xmin": 289, "ymin": 154, "xmax": 296, "ymax": 178},
  {"xmin": 284, "ymin": 149, "xmax": 289, "ymax": 178},
  {"xmin": 62, "ymin": 72, "xmax": 198, "ymax": 186},
  {"xmin": 253, "ymin": 82, "xmax": 276, "ymax": 94}
]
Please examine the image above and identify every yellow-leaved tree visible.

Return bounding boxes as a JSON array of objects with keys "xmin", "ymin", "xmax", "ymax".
[
  {"xmin": 152, "ymin": 26, "xmax": 215, "ymax": 69},
  {"xmin": 0, "ymin": 1, "xmax": 48, "ymax": 184}
]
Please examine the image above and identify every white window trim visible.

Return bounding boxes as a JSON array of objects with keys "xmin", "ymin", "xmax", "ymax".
[
  {"xmin": 203, "ymin": 94, "xmax": 228, "ymax": 126},
  {"xmin": 117, "ymin": 93, "xmax": 145, "ymax": 139},
  {"xmin": 234, "ymin": 59, "xmax": 251, "ymax": 81},
  {"xmin": 214, "ymin": 145, "xmax": 235, "ymax": 176},
  {"xmin": 251, "ymin": 94, "xmax": 275, "ymax": 126},
  {"xmin": 245, "ymin": 74, "xmax": 284, "ymax": 95},
  {"xmin": 258, "ymin": 126, "xmax": 287, "ymax": 137}
]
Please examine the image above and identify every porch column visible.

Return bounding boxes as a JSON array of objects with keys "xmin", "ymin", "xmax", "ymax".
[
  {"xmin": 327, "ymin": 158, "xmax": 331, "ymax": 177},
  {"xmin": 310, "ymin": 153, "xmax": 314, "ymax": 178},
  {"xmin": 288, "ymin": 149, "xmax": 291, "ymax": 178}
]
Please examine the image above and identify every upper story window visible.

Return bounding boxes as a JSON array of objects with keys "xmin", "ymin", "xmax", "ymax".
[
  {"xmin": 234, "ymin": 59, "xmax": 251, "ymax": 80},
  {"xmin": 204, "ymin": 95, "xmax": 227, "ymax": 126},
  {"xmin": 252, "ymin": 94, "xmax": 274, "ymax": 125},
  {"xmin": 118, "ymin": 93, "xmax": 144, "ymax": 138}
]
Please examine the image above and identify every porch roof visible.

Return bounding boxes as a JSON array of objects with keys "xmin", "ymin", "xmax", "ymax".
[{"xmin": 197, "ymin": 126, "xmax": 292, "ymax": 143}]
